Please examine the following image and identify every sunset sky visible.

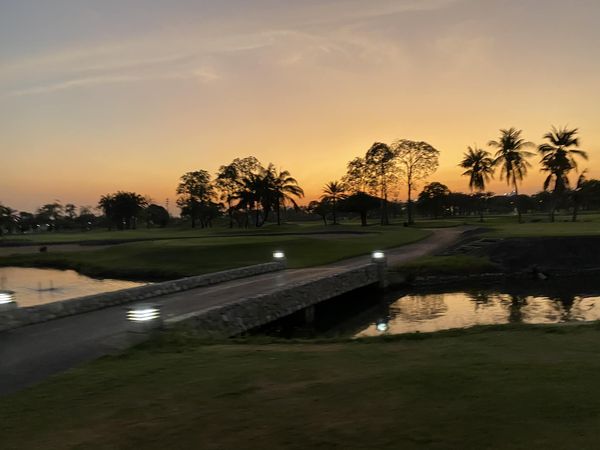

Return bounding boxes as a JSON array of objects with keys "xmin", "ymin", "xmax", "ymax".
[{"xmin": 1, "ymin": 0, "xmax": 599, "ymax": 212}]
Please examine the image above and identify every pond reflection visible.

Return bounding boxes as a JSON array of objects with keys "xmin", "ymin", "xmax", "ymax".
[
  {"xmin": 0, "ymin": 267, "xmax": 145, "ymax": 307},
  {"xmin": 356, "ymin": 289, "xmax": 600, "ymax": 337}
]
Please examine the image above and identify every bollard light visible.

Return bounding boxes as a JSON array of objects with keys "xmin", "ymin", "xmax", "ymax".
[
  {"xmin": 272, "ymin": 250, "xmax": 286, "ymax": 261},
  {"xmin": 371, "ymin": 250, "xmax": 386, "ymax": 263},
  {"xmin": 376, "ymin": 321, "xmax": 389, "ymax": 332},
  {"xmin": 0, "ymin": 290, "xmax": 18, "ymax": 310},
  {"xmin": 127, "ymin": 304, "xmax": 160, "ymax": 322}
]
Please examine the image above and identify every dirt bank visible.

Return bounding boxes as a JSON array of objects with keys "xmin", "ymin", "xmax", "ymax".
[{"xmin": 478, "ymin": 236, "xmax": 600, "ymax": 273}]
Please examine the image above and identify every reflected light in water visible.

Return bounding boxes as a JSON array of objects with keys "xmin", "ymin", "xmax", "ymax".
[{"xmin": 356, "ymin": 291, "xmax": 600, "ymax": 337}]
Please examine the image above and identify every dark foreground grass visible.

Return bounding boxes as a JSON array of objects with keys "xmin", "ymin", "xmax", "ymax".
[
  {"xmin": 4, "ymin": 324, "xmax": 600, "ymax": 449},
  {"xmin": 0, "ymin": 227, "xmax": 428, "ymax": 280}
]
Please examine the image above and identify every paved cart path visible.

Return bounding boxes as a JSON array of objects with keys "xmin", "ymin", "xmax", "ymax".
[{"xmin": 0, "ymin": 227, "xmax": 466, "ymax": 396}]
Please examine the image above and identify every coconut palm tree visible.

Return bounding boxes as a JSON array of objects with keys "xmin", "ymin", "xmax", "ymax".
[
  {"xmin": 267, "ymin": 164, "xmax": 304, "ymax": 226},
  {"xmin": 538, "ymin": 126, "xmax": 588, "ymax": 222},
  {"xmin": 459, "ymin": 146, "xmax": 494, "ymax": 221},
  {"xmin": 488, "ymin": 128, "xmax": 535, "ymax": 223},
  {"xmin": 571, "ymin": 170, "xmax": 588, "ymax": 222},
  {"xmin": 320, "ymin": 181, "xmax": 346, "ymax": 225}
]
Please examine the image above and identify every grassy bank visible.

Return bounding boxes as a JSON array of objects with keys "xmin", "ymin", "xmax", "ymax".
[
  {"xmin": 4, "ymin": 324, "xmax": 600, "ymax": 449},
  {"xmin": 0, "ymin": 226, "xmax": 429, "ymax": 280}
]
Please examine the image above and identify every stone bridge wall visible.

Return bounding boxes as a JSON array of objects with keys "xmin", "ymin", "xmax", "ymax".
[
  {"xmin": 0, "ymin": 262, "xmax": 285, "ymax": 332},
  {"xmin": 167, "ymin": 264, "xmax": 381, "ymax": 337}
]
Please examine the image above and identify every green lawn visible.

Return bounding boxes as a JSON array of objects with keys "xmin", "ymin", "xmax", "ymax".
[
  {"xmin": 0, "ymin": 226, "xmax": 429, "ymax": 280},
  {"xmin": 0, "ymin": 222, "xmax": 358, "ymax": 245},
  {"xmin": 4, "ymin": 324, "xmax": 600, "ymax": 449}
]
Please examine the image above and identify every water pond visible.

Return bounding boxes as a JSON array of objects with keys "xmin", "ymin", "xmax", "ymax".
[
  {"xmin": 0, "ymin": 267, "xmax": 146, "ymax": 307},
  {"xmin": 259, "ymin": 278, "xmax": 600, "ymax": 338}
]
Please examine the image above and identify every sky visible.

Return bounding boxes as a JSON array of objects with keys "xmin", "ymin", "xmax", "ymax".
[{"xmin": 1, "ymin": 0, "xmax": 599, "ymax": 212}]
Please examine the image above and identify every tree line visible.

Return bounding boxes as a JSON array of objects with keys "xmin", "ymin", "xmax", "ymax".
[{"xmin": 0, "ymin": 125, "xmax": 595, "ymax": 234}]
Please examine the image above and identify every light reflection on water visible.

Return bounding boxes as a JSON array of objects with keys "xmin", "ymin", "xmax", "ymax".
[
  {"xmin": 0, "ymin": 267, "xmax": 146, "ymax": 307},
  {"xmin": 356, "ymin": 291, "xmax": 600, "ymax": 337}
]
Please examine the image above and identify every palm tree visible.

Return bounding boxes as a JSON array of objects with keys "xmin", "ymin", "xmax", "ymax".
[
  {"xmin": 459, "ymin": 145, "xmax": 494, "ymax": 222},
  {"xmin": 488, "ymin": 128, "xmax": 535, "ymax": 223},
  {"xmin": 269, "ymin": 165, "xmax": 304, "ymax": 225},
  {"xmin": 320, "ymin": 181, "xmax": 346, "ymax": 225},
  {"xmin": 571, "ymin": 170, "xmax": 588, "ymax": 222},
  {"xmin": 538, "ymin": 126, "xmax": 588, "ymax": 222}
]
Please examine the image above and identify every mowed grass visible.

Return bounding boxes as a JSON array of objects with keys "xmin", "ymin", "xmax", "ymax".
[
  {"xmin": 463, "ymin": 212, "xmax": 600, "ymax": 237},
  {"xmin": 0, "ymin": 222, "xmax": 356, "ymax": 245},
  {"xmin": 5, "ymin": 325, "xmax": 600, "ymax": 449},
  {"xmin": 0, "ymin": 226, "xmax": 429, "ymax": 280}
]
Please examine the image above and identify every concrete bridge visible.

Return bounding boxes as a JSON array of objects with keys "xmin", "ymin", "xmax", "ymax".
[{"xmin": 0, "ymin": 228, "xmax": 465, "ymax": 396}]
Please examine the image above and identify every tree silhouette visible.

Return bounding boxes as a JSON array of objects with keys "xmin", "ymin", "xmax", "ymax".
[
  {"xmin": 268, "ymin": 164, "xmax": 304, "ymax": 226},
  {"xmin": 308, "ymin": 200, "xmax": 329, "ymax": 225},
  {"xmin": 459, "ymin": 145, "xmax": 494, "ymax": 221},
  {"xmin": 489, "ymin": 128, "xmax": 535, "ymax": 223},
  {"xmin": 99, "ymin": 192, "xmax": 147, "ymax": 230},
  {"xmin": 571, "ymin": 170, "xmax": 590, "ymax": 222},
  {"xmin": 342, "ymin": 157, "xmax": 374, "ymax": 194},
  {"xmin": 391, "ymin": 139, "xmax": 440, "ymax": 225},
  {"xmin": 320, "ymin": 181, "xmax": 346, "ymax": 225},
  {"xmin": 538, "ymin": 126, "xmax": 588, "ymax": 222},
  {"xmin": 176, "ymin": 171, "xmax": 215, "ymax": 228},
  {"xmin": 339, "ymin": 192, "xmax": 380, "ymax": 227},
  {"xmin": 365, "ymin": 142, "xmax": 398, "ymax": 225},
  {"xmin": 418, "ymin": 182, "xmax": 450, "ymax": 218}
]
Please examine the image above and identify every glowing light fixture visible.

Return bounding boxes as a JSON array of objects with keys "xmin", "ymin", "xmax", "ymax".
[
  {"xmin": 371, "ymin": 250, "xmax": 386, "ymax": 262},
  {"xmin": 273, "ymin": 250, "xmax": 286, "ymax": 260},
  {"xmin": 0, "ymin": 290, "xmax": 17, "ymax": 310},
  {"xmin": 376, "ymin": 322, "xmax": 389, "ymax": 332},
  {"xmin": 127, "ymin": 304, "xmax": 160, "ymax": 322},
  {"xmin": 0, "ymin": 290, "xmax": 15, "ymax": 304}
]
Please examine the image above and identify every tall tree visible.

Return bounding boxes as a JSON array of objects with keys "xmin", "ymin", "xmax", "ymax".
[
  {"xmin": 320, "ymin": 181, "xmax": 346, "ymax": 225},
  {"xmin": 365, "ymin": 142, "xmax": 398, "ymax": 225},
  {"xmin": 459, "ymin": 145, "xmax": 494, "ymax": 221},
  {"xmin": 538, "ymin": 126, "xmax": 588, "ymax": 222},
  {"xmin": 488, "ymin": 128, "xmax": 535, "ymax": 223},
  {"xmin": 98, "ymin": 192, "xmax": 147, "ymax": 230},
  {"xmin": 308, "ymin": 200, "xmax": 329, "ymax": 225},
  {"xmin": 215, "ymin": 163, "xmax": 241, "ymax": 228},
  {"xmin": 391, "ymin": 139, "xmax": 440, "ymax": 225},
  {"xmin": 268, "ymin": 164, "xmax": 304, "ymax": 226},
  {"xmin": 338, "ymin": 192, "xmax": 380, "ymax": 227},
  {"xmin": 342, "ymin": 157, "xmax": 374, "ymax": 194},
  {"xmin": 570, "ymin": 170, "xmax": 588, "ymax": 222},
  {"xmin": 176, "ymin": 171, "xmax": 215, "ymax": 228},
  {"xmin": 417, "ymin": 182, "xmax": 450, "ymax": 219},
  {"xmin": 215, "ymin": 157, "xmax": 263, "ymax": 228}
]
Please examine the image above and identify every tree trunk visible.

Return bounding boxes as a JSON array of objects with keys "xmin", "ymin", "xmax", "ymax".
[
  {"xmin": 360, "ymin": 212, "xmax": 367, "ymax": 227},
  {"xmin": 407, "ymin": 183, "xmax": 414, "ymax": 225},
  {"xmin": 514, "ymin": 184, "xmax": 522, "ymax": 223},
  {"xmin": 332, "ymin": 199, "xmax": 337, "ymax": 225},
  {"xmin": 228, "ymin": 200, "xmax": 233, "ymax": 228},
  {"xmin": 276, "ymin": 200, "xmax": 281, "ymax": 226}
]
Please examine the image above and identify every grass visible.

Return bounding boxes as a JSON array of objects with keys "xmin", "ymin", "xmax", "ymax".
[
  {"xmin": 393, "ymin": 254, "xmax": 501, "ymax": 277},
  {"xmin": 5, "ymin": 324, "xmax": 600, "ymax": 449},
  {"xmin": 0, "ymin": 226, "xmax": 429, "ymax": 280},
  {"xmin": 0, "ymin": 222, "xmax": 364, "ymax": 245}
]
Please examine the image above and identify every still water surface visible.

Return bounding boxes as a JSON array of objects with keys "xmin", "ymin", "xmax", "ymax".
[
  {"xmin": 355, "ymin": 290, "xmax": 600, "ymax": 337},
  {"xmin": 0, "ymin": 267, "xmax": 145, "ymax": 307}
]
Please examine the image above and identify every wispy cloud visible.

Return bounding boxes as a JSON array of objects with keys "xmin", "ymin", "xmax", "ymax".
[{"xmin": 7, "ymin": 69, "xmax": 219, "ymax": 97}]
